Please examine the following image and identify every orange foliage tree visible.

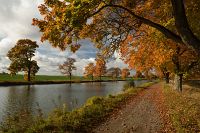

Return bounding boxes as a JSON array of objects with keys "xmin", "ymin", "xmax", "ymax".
[
  {"xmin": 121, "ymin": 68, "xmax": 130, "ymax": 79},
  {"xmin": 33, "ymin": 0, "xmax": 200, "ymax": 55},
  {"xmin": 106, "ymin": 67, "xmax": 121, "ymax": 79},
  {"xmin": 93, "ymin": 58, "xmax": 107, "ymax": 81},
  {"xmin": 84, "ymin": 62, "xmax": 95, "ymax": 80},
  {"xmin": 120, "ymin": 25, "xmax": 199, "ymax": 91},
  {"xmin": 7, "ymin": 39, "xmax": 39, "ymax": 81},
  {"xmin": 59, "ymin": 58, "xmax": 76, "ymax": 81}
]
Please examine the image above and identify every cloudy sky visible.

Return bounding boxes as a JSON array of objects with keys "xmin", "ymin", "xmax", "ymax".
[{"xmin": 0, "ymin": 0, "xmax": 128, "ymax": 75}]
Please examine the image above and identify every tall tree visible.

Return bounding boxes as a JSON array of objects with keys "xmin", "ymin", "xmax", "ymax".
[
  {"xmin": 84, "ymin": 62, "xmax": 95, "ymax": 81},
  {"xmin": 7, "ymin": 39, "xmax": 39, "ymax": 81},
  {"xmin": 135, "ymin": 71, "xmax": 143, "ymax": 79},
  {"xmin": 33, "ymin": 0, "xmax": 200, "ymax": 55},
  {"xmin": 107, "ymin": 67, "xmax": 121, "ymax": 79},
  {"xmin": 121, "ymin": 68, "xmax": 130, "ymax": 79},
  {"xmin": 59, "ymin": 58, "xmax": 76, "ymax": 81},
  {"xmin": 94, "ymin": 58, "xmax": 107, "ymax": 81}
]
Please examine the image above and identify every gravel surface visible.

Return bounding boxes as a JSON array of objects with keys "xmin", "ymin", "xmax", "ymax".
[{"xmin": 93, "ymin": 83, "xmax": 168, "ymax": 133}]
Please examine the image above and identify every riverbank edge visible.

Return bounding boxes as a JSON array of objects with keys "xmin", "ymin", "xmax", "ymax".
[
  {"xmin": 0, "ymin": 79, "xmax": 128, "ymax": 86},
  {"xmin": 0, "ymin": 81, "xmax": 157, "ymax": 132}
]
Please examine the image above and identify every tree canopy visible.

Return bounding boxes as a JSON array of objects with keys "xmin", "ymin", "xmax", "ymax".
[
  {"xmin": 33, "ymin": 0, "xmax": 200, "ymax": 54},
  {"xmin": 59, "ymin": 57, "xmax": 76, "ymax": 81}
]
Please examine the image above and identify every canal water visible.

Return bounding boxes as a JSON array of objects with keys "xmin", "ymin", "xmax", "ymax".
[{"xmin": 0, "ymin": 80, "xmax": 147, "ymax": 121}]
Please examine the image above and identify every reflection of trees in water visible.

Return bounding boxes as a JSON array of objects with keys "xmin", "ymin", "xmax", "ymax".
[
  {"xmin": 95, "ymin": 82, "xmax": 106, "ymax": 92},
  {"xmin": 84, "ymin": 82, "xmax": 106, "ymax": 96},
  {"xmin": 5, "ymin": 85, "xmax": 36, "ymax": 117},
  {"xmin": 85, "ymin": 82, "xmax": 105, "ymax": 91}
]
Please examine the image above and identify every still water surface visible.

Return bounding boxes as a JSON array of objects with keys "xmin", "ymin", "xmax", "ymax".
[{"xmin": 0, "ymin": 80, "xmax": 147, "ymax": 121}]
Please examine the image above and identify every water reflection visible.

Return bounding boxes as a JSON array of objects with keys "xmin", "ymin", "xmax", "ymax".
[{"xmin": 2, "ymin": 86, "xmax": 35, "ymax": 120}]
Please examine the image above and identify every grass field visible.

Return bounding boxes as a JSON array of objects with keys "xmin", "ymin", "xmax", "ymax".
[{"xmin": 0, "ymin": 74, "xmax": 132, "ymax": 82}]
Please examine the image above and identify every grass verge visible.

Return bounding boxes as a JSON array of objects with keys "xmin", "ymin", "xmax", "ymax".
[
  {"xmin": 163, "ymin": 84, "xmax": 200, "ymax": 132},
  {"xmin": 0, "ymin": 82, "xmax": 156, "ymax": 133}
]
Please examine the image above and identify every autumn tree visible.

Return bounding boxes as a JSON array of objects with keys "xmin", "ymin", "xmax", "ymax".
[
  {"xmin": 107, "ymin": 67, "xmax": 121, "ymax": 79},
  {"xmin": 84, "ymin": 62, "xmax": 95, "ymax": 81},
  {"xmin": 33, "ymin": 0, "xmax": 200, "ymax": 55},
  {"xmin": 135, "ymin": 71, "xmax": 143, "ymax": 79},
  {"xmin": 121, "ymin": 68, "xmax": 130, "ymax": 79},
  {"xmin": 120, "ymin": 25, "xmax": 199, "ymax": 91},
  {"xmin": 94, "ymin": 58, "xmax": 107, "ymax": 81},
  {"xmin": 7, "ymin": 39, "xmax": 39, "ymax": 81},
  {"xmin": 59, "ymin": 58, "xmax": 76, "ymax": 81}
]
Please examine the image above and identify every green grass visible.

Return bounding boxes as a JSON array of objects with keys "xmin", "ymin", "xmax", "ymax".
[
  {"xmin": 0, "ymin": 74, "xmax": 132, "ymax": 82},
  {"xmin": 0, "ymin": 81, "xmax": 156, "ymax": 132},
  {"xmin": 163, "ymin": 84, "xmax": 200, "ymax": 132},
  {"xmin": 0, "ymin": 74, "xmax": 82, "ymax": 82}
]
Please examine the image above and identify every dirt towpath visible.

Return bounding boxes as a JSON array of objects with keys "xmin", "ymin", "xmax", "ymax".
[{"xmin": 93, "ymin": 83, "xmax": 171, "ymax": 133}]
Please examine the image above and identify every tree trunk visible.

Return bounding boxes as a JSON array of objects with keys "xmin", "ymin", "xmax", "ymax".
[
  {"xmin": 28, "ymin": 69, "xmax": 31, "ymax": 82},
  {"xmin": 69, "ymin": 73, "xmax": 72, "ymax": 82},
  {"xmin": 28, "ymin": 63, "xmax": 31, "ymax": 82},
  {"xmin": 104, "ymin": 2, "xmax": 200, "ymax": 54},
  {"xmin": 165, "ymin": 72, "xmax": 170, "ymax": 84},
  {"xmin": 173, "ymin": 74, "xmax": 183, "ymax": 92},
  {"xmin": 179, "ymin": 74, "xmax": 183, "ymax": 92},
  {"xmin": 171, "ymin": 0, "xmax": 200, "ymax": 54}
]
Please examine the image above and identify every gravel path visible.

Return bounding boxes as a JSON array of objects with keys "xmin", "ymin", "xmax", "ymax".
[{"xmin": 93, "ymin": 83, "xmax": 168, "ymax": 133}]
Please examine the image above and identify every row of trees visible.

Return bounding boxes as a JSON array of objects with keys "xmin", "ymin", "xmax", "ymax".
[
  {"xmin": 6, "ymin": 40, "xmax": 131, "ymax": 82},
  {"xmin": 5, "ymin": 38, "xmax": 172, "ymax": 82},
  {"xmin": 59, "ymin": 57, "xmax": 131, "ymax": 81},
  {"xmin": 84, "ymin": 58, "xmax": 131, "ymax": 80}
]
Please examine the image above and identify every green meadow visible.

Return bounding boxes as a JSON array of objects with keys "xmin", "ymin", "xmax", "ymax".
[{"xmin": 0, "ymin": 74, "xmax": 132, "ymax": 82}]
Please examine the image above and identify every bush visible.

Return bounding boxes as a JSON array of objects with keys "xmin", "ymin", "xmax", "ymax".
[{"xmin": 123, "ymin": 80, "xmax": 135, "ymax": 91}]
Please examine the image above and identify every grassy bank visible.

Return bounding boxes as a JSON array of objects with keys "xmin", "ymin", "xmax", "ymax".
[
  {"xmin": 0, "ymin": 81, "xmax": 155, "ymax": 132},
  {"xmin": 0, "ymin": 74, "xmax": 141, "ymax": 86},
  {"xmin": 0, "ymin": 74, "xmax": 143, "ymax": 82},
  {"xmin": 0, "ymin": 74, "xmax": 99, "ymax": 81},
  {"xmin": 163, "ymin": 84, "xmax": 200, "ymax": 132}
]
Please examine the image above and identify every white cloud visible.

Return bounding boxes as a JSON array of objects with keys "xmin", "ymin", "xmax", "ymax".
[
  {"xmin": 0, "ymin": 38, "xmax": 13, "ymax": 55},
  {"xmin": 0, "ymin": 0, "xmax": 128, "ymax": 75}
]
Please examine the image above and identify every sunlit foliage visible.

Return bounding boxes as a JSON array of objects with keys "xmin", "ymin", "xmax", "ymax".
[
  {"xmin": 93, "ymin": 57, "xmax": 107, "ymax": 80},
  {"xmin": 84, "ymin": 62, "xmax": 95, "ymax": 80}
]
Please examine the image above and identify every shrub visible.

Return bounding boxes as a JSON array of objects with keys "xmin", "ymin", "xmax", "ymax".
[{"xmin": 123, "ymin": 80, "xmax": 135, "ymax": 91}]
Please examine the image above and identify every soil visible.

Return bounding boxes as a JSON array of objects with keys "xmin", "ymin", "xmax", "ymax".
[{"xmin": 93, "ymin": 83, "xmax": 173, "ymax": 133}]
